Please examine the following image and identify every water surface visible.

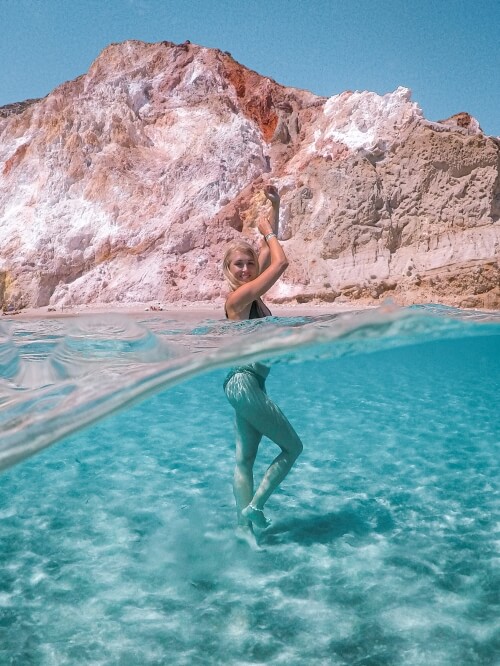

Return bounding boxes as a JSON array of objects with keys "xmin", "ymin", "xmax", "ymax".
[{"xmin": 0, "ymin": 306, "xmax": 498, "ymax": 664}]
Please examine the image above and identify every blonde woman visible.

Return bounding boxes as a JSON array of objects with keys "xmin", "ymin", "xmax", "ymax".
[{"xmin": 222, "ymin": 186, "xmax": 303, "ymax": 546}]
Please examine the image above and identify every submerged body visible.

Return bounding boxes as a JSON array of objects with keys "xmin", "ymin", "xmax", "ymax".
[
  {"xmin": 222, "ymin": 187, "xmax": 303, "ymax": 545},
  {"xmin": 223, "ymin": 300, "xmax": 271, "ymax": 392}
]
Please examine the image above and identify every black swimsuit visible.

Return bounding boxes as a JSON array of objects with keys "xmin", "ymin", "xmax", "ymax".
[
  {"xmin": 223, "ymin": 299, "xmax": 271, "ymax": 391},
  {"xmin": 248, "ymin": 300, "xmax": 272, "ymax": 319},
  {"xmin": 224, "ymin": 299, "xmax": 272, "ymax": 320}
]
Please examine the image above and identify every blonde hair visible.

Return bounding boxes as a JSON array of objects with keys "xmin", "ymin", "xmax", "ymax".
[{"xmin": 222, "ymin": 240, "xmax": 260, "ymax": 291}]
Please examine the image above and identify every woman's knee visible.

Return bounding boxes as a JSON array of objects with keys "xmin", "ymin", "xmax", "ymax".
[
  {"xmin": 289, "ymin": 437, "xmax": 303, "ymax": 461},
  {"xmin": 278, "ymin": 431, "xmax": 302, "ymax": 462}
]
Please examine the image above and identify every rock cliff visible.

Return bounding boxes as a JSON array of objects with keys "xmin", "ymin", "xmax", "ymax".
[{"xmin": 1, "ymin": 39, "xmax": 499, "ymax": 310}]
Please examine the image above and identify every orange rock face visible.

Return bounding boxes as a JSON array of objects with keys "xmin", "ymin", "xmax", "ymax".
[{"xmin": 0, "ymin": 39, "xmax": 499, "ymax": 310}]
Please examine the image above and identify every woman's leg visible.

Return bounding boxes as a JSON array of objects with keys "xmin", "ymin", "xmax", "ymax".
[
  {"xmin": 245, "ymin": 396, "xmax": 303, "ymax": 511},
  {"xmin": 233, "ymin": 413, "xmax": 261, "ymax": 525},
  {"xmin": 226, "ymin": 374, "xmax": 302, "ymax": 523}
]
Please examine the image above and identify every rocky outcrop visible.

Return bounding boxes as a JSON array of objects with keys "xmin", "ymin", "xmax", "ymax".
[{"xmin": 0, "ymin": 39, "xmax": 499, "ymax": 310}]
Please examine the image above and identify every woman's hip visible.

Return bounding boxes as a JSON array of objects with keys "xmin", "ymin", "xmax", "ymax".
[{"xmin": 224, "ymin": 368, "xmax": 266, "ymax": 406}]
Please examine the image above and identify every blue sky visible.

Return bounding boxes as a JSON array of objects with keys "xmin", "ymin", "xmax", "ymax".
[{"xmin": 1, "ymin": 0, "xmax": 499, "ymax": 135}]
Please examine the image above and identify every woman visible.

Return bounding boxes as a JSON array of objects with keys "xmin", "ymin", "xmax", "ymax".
[{"xmin": 222, "ymin": 185, "xmax": 303, "ymax": 545}]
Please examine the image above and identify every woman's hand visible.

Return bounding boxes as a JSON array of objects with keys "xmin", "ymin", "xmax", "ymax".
[
  {"xmin": 264, "ymin": 185, "xmax": 280, "ymax": 207},
  {"xmin": 257, "ymin": 218, "xmax": 273, "ymax": 237}
]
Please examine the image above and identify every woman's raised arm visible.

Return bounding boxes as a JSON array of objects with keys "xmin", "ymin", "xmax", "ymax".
[
  {"xmin": 226, "ymin": 187, "xmax": 288, "ymax": 316},
  {"xmin": 257, "ymin": 187, "xmax": 279, "ymax": 272}
]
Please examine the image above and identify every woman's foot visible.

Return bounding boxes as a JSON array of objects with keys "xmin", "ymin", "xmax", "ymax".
[
  {"xmin": 242, "ymin": 504, "xmax": 271, "ymax": 529},
  {"xmin": 235, "ymin": 525, "xmax": 261, "ymax": 551}
]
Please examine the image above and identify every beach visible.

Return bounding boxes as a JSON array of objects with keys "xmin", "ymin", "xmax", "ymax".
[{"xmin": 3, "ymin": 300, "xmax": 374, "ymax": 321}]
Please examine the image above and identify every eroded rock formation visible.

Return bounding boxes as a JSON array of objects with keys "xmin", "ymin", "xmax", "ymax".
[{"xmin": 0, "ymin": 39, "xmax": 499, "ymax": 310}]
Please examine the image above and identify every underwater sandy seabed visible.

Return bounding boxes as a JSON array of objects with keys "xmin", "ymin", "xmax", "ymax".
[{"xmin": 0, "ymin": 305, "xmax": 498, "ymax": 664}]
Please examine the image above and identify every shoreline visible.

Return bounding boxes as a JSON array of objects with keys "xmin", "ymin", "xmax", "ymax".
[
  {"xmin": 2, "ymin": 300, "xmax": 499, "ymax": 323},
  {"xmin": 2, "ymin": 301, "xmax": 373, "ymax": 322}
]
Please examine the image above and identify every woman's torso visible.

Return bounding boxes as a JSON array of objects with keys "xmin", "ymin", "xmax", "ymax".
[
  {"xmin": 248, "ymin": 299, "xmax": 272, "ymax": 319},
  {"xmin": 224, "ymin": 298, "xmax": 272, "ymax": 321},
  {"xmin": 225, "ymin": 298, "xmax": 271, "ymax": 382}
]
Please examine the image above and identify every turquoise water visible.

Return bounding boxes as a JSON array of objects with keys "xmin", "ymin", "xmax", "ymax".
[{"xmin": 0, "ymin": 306, "xmax": 499, "ymax": 665}]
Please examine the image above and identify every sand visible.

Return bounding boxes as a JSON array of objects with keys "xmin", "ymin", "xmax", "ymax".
[{"xmin": 2, "ymin": 300, "xmax": 372, "ymax": 322}]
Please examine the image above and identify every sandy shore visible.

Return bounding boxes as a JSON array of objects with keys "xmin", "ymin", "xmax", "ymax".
[
  {"xmin": 3, "ymin": 300, "xmax": 498, "ymax": 323},
  {"xmin": 3, "ymin": 300, "xmax": 373, "ymax": 322}
]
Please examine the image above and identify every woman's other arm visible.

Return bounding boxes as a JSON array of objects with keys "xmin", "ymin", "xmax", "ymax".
[{"xmin": 257, "ymin": 188, "xmax": 279, "ymax": 272}]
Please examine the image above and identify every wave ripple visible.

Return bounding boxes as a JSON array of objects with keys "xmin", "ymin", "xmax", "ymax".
[{"xmin": 0, "ymin": 305, "xmax": 499, "ymax": 470}]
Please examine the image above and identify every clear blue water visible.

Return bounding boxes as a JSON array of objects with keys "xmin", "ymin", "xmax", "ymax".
[{"xmin": 0, "ymin": 306, "xmax": 499, "ymax": 665}]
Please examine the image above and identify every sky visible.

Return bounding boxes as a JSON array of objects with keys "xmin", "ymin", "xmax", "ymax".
[{"xmin": 1, "ymin": 0, "xmax": 499, "ymax": 136}]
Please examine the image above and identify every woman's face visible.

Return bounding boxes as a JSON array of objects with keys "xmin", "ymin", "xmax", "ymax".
[{"xmin": 228, "ymin": 251, "xmax": 258, "ymax": 283}]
